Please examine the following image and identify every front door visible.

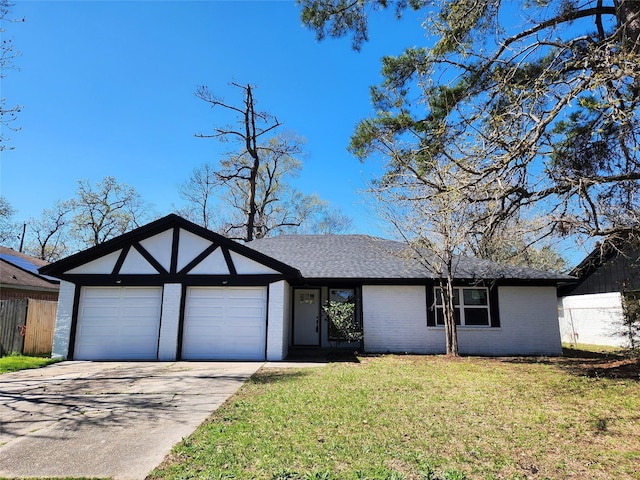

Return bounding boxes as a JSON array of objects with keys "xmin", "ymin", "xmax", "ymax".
[{"xmin": 293, "ymin": 288, "xmax": 320, "ymax": 345}]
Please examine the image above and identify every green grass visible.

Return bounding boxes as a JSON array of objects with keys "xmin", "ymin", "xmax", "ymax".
[
  {"xmin": 0, "ymin": 354, "xmax": 58, "ymax": 374},
  {"xmin": 151, "ymin": 354, "xmax": 640, "ymax": 480},
  {"xmin": 562, "ymin": 342, "xmax": 628, "ymax": 355}
]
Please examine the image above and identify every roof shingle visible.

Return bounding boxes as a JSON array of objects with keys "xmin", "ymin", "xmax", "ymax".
[{"xmin": 248, "ymin": 234, "xmax": 572, "ymax": 282}]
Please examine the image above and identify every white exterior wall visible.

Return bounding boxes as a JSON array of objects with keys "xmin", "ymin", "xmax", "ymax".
[
  {"xmin": 559, "ymin": 292, "xmax": 626, "ymax": 347},
  {"xmin": 362, "ymin": 285, "xmax": 433, "ymax": 353},
  {"xmin": 362, "ymin": 285, "xmax": 562, "ymax": 356},
  {"xmin": 266, "ymin": 280, "xmax": 290, "ymax": 361},
  {"xmin": 51, "ymin": 281, "xmax": 75, "ymax": 359},
  {"xmin": 457, "ymin": 286, "xmax": 562, "ymax": 356},
  {"xmin": 158, "ymin": 283, "xmax": 181, "ymax": 360}
]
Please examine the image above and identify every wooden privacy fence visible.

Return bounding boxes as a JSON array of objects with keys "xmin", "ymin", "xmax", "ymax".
[
  {"xmin": 0, "ymin": 299, "xmax": 27, "ymax": 356},
  {"xmin": 0, "ymin": 299, "xmax": 57, "ymax": 357}
]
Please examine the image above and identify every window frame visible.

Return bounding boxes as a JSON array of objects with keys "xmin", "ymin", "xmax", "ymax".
[
  {"xmin": 433, "ymin": 286, "xmax": 492, "ymax": 327},
  {"xmin": 327, "ymin": 287, "xmax": 358, "ymax": 342}
]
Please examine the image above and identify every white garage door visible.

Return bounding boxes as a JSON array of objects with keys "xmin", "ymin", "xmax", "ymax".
[
  {"xmin": 182, "ymin": 286, "xmax": 267, "ymax": 360},
  {"xmin": 75, "ymin": 286, "xmax": 163, "ymax": 360}
]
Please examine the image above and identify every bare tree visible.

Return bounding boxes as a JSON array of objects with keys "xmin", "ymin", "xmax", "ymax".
[
  {"xmin": 369, "ymin": 151, "xmax": 502, "ymax": 355},
  {"xmin": 297, "ymin": 205, "xmax": 352, "ymax": 235},
  {"xmin": 71, "ymin": 176, "xmax": 149, "ymax": 247},
  {"xmin": 24, "ymin": 200, "xmax": 74, "ymax": 261},
  {"xmin": 0, "ymin": 0, "xmax": 23, "ymax": 152},
  {"xmin": 0, "ymin": 195, "xmax": 20, "ymax": 248},
  {"xmin": 194, "ymin": 85, "xmax": 352, "ymax": 239},
  {"xmin": 176, "ymin": 162, "xmax": 218, "ymax": 230},
  {"xmin": 469, "ymin": 217, "xmax": 567, "ymax": 273},
  {"xmin": 182, "ymin": 133, "xmax": 352, "ymax": 238},
  {"xmin": 195, "ymin": 82, "xmax": 281, "ymax": 241}
]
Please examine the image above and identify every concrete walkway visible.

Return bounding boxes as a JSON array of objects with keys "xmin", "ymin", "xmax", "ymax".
[{"xmin": 0, "ymin": 361, "xmax": 263, "ymax": 479}]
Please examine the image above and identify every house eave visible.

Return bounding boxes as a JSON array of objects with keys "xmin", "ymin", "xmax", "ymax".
[
  {"xmin": 39, "ymin": 214, "xmax": 302, "ymax": 279},
  {"xmin": 0, "ymin": 283, "xmax": 61, "ymax": 293},
  {"xmin": 288, "ymin": 276, "xmax": 570, "ymax": 287}
]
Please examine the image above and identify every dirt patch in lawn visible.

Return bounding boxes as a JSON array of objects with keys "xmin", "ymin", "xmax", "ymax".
[
  {"xmin": 502, "ymin": 348, "xmax": 640, "ymax": 381},
  {"xmin": 567, "ymin": 356, "xmax": 640, "ymax": 379}
]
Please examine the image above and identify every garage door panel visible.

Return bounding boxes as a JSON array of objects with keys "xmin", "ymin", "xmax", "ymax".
[
  {"xmin": 78, "ymin": 324, "xmax": 113, "ymax": 336},
  {"xmin": 75, "ymin": 287, "xmax": 162, "ymax": 360},
  {"xmin": 80, "ymin": 307, "xmax": 118, "ymax": 317},
  {"xmin": 227, "ymin": 307, "xmax": 264, "ymax": 317},
  {"xmin": 182, "ymin": 287, "xmax": 266, "ymax": 360},
  {"xmin": 119, "ymin": 305, "xmax": 160, "ymax": 321},
  {"xmin": 82, "ymin": 290, "xmax": 120, "ymax": 301},
  {"xmin": 187, "ymin": 306, "xmax": 225, "ymax": 316}
]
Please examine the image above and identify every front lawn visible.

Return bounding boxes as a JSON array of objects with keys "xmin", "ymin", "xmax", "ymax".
[
  {"xmin": 0, "ymin": 354, "xmax": 58, "ymax": 374},
  {"xmin": 151, "ymin": 353, "xmax": 640, "ymax": 480}
]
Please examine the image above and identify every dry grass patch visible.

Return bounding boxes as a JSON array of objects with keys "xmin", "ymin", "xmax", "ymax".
[{"xmin": 150, "ymin": 353, "xmax": 640, "ymax": 480}]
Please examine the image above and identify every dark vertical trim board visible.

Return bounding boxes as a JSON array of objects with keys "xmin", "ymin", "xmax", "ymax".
[
  {"xmin": 68, "ymin": 284, "xmax": 82, "ymax": 360},
  {"xmin": 176, "ymin": 284, "xmax": 188, "ymax": 360},
  {"xmin": 170, "ymin": 227, "xmax": 180, "ymax": 275},
  {"xmin": 156, "ymin": 285, "xmax": 165, "ymax": 360},
  {"xmin": 490, "ymin": 286, "xmax": 500, "ymax": 328},
  {"xmin": 425, "ymin": 285, "xmax": 436, "ymax": 327},
  {"xmin": 264, "ymin": 284, "xmax": 270, "ymax": 361}
]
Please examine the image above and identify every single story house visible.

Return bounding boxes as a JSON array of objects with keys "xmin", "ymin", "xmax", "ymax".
[
  {"xmin": 1, "ymin": 246, "xmax": 60, "ymax": 301},
  {"xmin": 41, "ymin": 214, "xmax": 569, "ymax": 361},
  {"xmin": 558, "ymin": 241, "xmax": 640, "ymax": 347}
]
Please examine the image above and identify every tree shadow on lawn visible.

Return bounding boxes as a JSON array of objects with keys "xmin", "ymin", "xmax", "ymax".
[
  {"xmin": 249, "ymin": 368, "xmax": 318, "ymax": 385},
  {"xmin": 286, "ymin": 348, "xmax": 361, "ymax": 363},
  {"xmin": 252, "ymin": 350, "xmax": 359, "ymax": 384},
  {"xmin": 500, "ymin": 347, "xmax": 640, "ymax": 381}
]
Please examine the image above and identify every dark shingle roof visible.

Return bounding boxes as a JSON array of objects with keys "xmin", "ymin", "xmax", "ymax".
[
  {"xmin": 248, "ymin": 234, "xmax": 572, "ymax": 282},
  {"xmin": 0, "ymin": 246, "xmax": 60, "ymax": 290}
]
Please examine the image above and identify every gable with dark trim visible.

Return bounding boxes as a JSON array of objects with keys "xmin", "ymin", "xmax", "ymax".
[{"xmin": 40, "ymin": 214, "xmax": 301, "ymax": 285}]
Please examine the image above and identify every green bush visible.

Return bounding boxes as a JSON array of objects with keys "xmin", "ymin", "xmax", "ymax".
[{"xmin": 323, "ymin": 300, "xmax": 362, "ymax": 344}]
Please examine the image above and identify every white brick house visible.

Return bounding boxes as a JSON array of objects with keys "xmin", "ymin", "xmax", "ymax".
[{"xmin": 41, "ymin": 214, "xmax": 568, "ymax": 361}]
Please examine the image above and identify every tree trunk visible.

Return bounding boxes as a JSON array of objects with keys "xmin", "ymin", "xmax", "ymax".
[
  {"xmin": 244, "ymin": 84, "xmax": 258, "ymax": 242},
  {"xmin": 617, "ymin": 0, "xmax": 640, "ymax": 54},
  {"xmin": 442, "ymin": 270, "xmax": 459, "ymax": 356}
]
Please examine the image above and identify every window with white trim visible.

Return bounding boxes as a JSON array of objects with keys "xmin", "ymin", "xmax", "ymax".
[{"xmin": 435, "ymin": 287, "xmax": 490, "ymax": 326}]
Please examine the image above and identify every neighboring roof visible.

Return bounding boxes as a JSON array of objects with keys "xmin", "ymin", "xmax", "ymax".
[
  {"xmin": 0, "ymin": 246, "xmax": 60, "ymax": 292},
  {"xmin": 569, "ymin": 240, "xmax": 639, "ymax": 277},
  {"xmin": 559, "ymin": 239, "xmax": 640, "ymax": 296},
  {"xmin": 248, "ymin": 234, "xmax": 572, "ymax": 283},
  {"xmin": 39, "ymin": 214, "xmax": 301, "ymax": 278}
]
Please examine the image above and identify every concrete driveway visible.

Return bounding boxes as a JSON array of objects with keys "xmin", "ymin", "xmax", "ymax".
[{"xmin": 0, "ymin": 361, "xmax": 262, "ymax": 479}]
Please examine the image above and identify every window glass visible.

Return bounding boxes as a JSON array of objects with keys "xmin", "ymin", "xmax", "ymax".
[
  {"xmin": 435, "ymin": 288, "xmax": 459, "ymax": 305},
  {"xmin": 299, "ymin": 292, "xmax": 315, "ymax": 304},
  {"xmin": 463, "ymin": 288, "xmax": 487, "ymax": 306},
  {"xmin": 464, "ymin": 308, "xmax": 489, "ymax": 325},
  {"xmin": 434, "ymin": 287, "xmax": 491, "ymax": 327},
  {"xmin": 328, "ymin": 288, "xmax": 356, "ymax": 341},
  {"xmin": 330, "ymin": 289, "xmax": 354, "ymax": 303},
  {"xmin": 436, "ymin": 307, "xmax": 461, "ymax": 325}
]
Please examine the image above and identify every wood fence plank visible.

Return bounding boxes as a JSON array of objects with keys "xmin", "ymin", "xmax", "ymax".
[
  {"xmin": 0, "ymin": 299, "xmax": 28, "ymax": 356},
  {"xmin": 24, "ymin": 300, "xmax": 57, "ymax": 356}
]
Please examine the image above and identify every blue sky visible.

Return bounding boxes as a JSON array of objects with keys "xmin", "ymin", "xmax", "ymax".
[{"xmin": 2, "ymin": 0, "xmax": 429, "ymax": 237}]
